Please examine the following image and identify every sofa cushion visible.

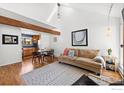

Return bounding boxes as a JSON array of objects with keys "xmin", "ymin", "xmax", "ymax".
[
  {"xmin": 75, "ymin": 57, "xmax": 101, "ymax": 68},
  {"xmin": 68, "ymin": 48, "xmax": 79, "ymax": 56},
  {"xmin": 78, "ymin": 49, "xmax": 99, "ymax": 59},
  {"xmin": 59, "ymin": 55, "xmax": 77, "ymax": 61},
  {"xmin": 68, "ymin": 50, "xmax": 75, "ymax": 57},
  {"xmin": 63, "ymin": 48, "xmax": 69, "ymax": 56}
]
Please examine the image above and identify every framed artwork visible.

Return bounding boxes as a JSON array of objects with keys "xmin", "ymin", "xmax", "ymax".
[
  {"xmin": 2, "ymin": 34, "xmax": 18, "ymax": 44},
  {"xmin": 72, "ymin": 29, "xmax": 88, "ymax": 46}
]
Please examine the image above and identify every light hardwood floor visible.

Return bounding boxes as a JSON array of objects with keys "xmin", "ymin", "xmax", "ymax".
[{"xmin": 0, "ymin": 57, "xmax": 122, "ymax": 85}]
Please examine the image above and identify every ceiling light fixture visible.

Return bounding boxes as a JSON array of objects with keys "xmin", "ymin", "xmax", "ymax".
[{"xmin": 57, "ymin": 3, "xmax": 61, "ymax": 20}]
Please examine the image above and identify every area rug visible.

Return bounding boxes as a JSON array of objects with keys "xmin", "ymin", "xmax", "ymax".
[
  {"xmin": 22, "ymin": 62, "xmax": 112, "ymax": 85},
  {"xmin": 22, "ymin": 62, "xmax": 89, "ymax": 85}
]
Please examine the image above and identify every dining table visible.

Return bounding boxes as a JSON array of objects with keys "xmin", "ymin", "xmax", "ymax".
[{"xmin": 38, "ymin": 49, "xmax": 54, "ymax": 62}]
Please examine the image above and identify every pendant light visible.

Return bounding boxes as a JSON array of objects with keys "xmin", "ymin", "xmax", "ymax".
[
  {"xmin": 57, "ymin": 3, "xmax": 61, "ymax": 21},
  {"xmin": 107, "ymin": 3, "xmax": 114, "ymax": 36}
]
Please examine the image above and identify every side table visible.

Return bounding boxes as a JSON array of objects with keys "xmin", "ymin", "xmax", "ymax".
[{"xmin": 103, "ymin": 56, "xmax": 119, "ymax": 72}]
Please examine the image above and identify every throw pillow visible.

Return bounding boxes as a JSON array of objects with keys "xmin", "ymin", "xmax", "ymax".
[
  {"xmin": 68, "ymin": 50, "xmax": 75, "ymax": 57},
  {"xmin": 63, "ymin": 48, "xmax": 69, "ymax": 56},
  {"xmin": 93, "ymin": 56, "xmax": 106, "ymax": 67}
]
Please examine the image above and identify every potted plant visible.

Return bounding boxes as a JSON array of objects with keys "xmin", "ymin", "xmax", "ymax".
[{"xmin": 108, "ymin": 48, "xmax": 112, "ymax": 55}]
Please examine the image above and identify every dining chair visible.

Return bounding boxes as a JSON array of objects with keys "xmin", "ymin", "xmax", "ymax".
[
  {"xmin": 32, "ymin": 52, "xmax": 42, "ymax": 63},
  {"xmin": 42, "ymin": 49, "xmax": 54, "ymax": 62}
]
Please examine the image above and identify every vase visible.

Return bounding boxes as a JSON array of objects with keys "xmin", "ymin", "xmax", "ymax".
[{"xmin": 108, "ymin": 51, "xmax": 112, "ymax": 55}]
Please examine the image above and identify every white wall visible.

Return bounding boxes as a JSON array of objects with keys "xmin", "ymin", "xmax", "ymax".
[
  {"xmin": 119, "ymin": 14, "xmax": 123, "ymax": 74},
  {"xmin": 119, "ymin": 24, "xmax": 123, "ymax": 74},
  {"xmin": 49, "ymin": 7, "xmax": 120, "ymax": 58},
  {"xmin": 0, "ymin": 24, "xmax": 22, "ymax": 66}
]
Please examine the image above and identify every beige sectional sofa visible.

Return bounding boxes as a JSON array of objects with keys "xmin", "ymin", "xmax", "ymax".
[{"xmin": 58, "ymin": 48, "xmax": 103, "ymax": 75}]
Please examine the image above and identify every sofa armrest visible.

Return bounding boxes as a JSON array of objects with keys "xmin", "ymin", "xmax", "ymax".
[
  {"xmin": 58, "ymin": 54, "xmax": 63, "ymax": 61},
  {"xmin": 60, "ymin": 53, "xmax": 63, "ymax": 56}
]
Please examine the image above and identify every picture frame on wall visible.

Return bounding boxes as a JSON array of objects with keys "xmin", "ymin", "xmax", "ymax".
[
  {"xmin": 72, "ymin": 29, "xmax": 88, "ymax": 46},
  {"xmin": 2, "ymin": 34, "xmax": 18, "ymax": 44}
]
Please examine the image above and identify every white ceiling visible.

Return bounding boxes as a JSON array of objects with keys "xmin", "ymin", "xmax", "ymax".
[
  {"xmin": 0, "ymin": 3, "xmax": 123, "ymax": 27},
  {"xmin": 66, "ymin": 3, "xmax": 123, "ymax": 18}
]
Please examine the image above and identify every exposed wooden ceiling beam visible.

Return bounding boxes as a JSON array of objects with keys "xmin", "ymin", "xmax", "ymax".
[{"xmin": 0, "ymin": 16, "xmax": 60, "ymax": 35}]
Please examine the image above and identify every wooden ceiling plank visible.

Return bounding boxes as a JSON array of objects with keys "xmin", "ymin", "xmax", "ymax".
[{"xmin": 0, "ymin": 16, "xmax": 60, "ymax": 35}]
